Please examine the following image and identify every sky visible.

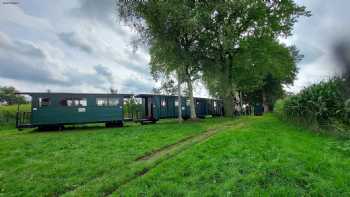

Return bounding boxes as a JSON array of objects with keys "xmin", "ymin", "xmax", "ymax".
[{"xmin": 0, "ymin": 0, "xmax": 349, "ymax": 96}]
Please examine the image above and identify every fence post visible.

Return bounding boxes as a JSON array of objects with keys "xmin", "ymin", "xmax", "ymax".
[{"xmin": 16, "ymin": 112, "xmax": 19, "ymax": 128}]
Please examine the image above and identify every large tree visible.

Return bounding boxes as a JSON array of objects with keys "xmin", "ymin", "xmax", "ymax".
[
  {"xmin": 233, "ymin": 38, "xmax": 301, "ymax": 112},
  {"xmin": 117, "ymin": 0, "xmax": 310, "ymax": 117},
  {"xmin": 196, "ymin": 0, "xmax": 310, "ymax": 116},
  {"xmin": 117, "ymin": 0, "xmax": 203, "ymax": 120}
]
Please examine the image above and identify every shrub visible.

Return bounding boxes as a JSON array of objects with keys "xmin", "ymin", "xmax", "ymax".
[
  {"xmin": 276, "ymin": 77, "xmax": 350, "ymax": 137},
  {"xmin": 273, "ymin": 99, "xmax": 285, "ymax": 116}
]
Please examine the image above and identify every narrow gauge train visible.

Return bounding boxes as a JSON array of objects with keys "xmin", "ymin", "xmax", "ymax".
[{"xmin": 15, "ymin": 92, "xmax": 224, "ymax": 130}]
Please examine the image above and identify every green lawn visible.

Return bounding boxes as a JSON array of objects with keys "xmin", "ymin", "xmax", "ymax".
[
  {"xmin": 0, "ymin": 118, "xmax": 232, "ymax": 197},
  {"xmin": 1, "ymin": 115, "xmax": 350, "ymax": 196}
]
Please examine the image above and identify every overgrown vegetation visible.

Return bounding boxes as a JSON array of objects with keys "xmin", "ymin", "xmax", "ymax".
[{"xmin": 275, "ymin": 77, "xmax": 350, "ymax": 137}]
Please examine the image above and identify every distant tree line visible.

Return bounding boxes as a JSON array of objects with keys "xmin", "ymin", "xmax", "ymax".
[{"xmin": 0, "ymin": 86, "xmax": 26, "ymax": 105}]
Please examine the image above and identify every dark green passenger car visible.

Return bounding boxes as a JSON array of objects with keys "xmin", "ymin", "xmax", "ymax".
[
  {"xmin": 16, "ymin": 92, "xmax": 132, "ymax": 129},
  {"xmin": 135, "ymin": 94, "xmax": 223, "ymax": 123}
]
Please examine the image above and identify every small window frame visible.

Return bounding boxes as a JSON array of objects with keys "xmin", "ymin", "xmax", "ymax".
[
  {"xmin": 161, "ymin": 99, "xmax": 167, "ymax": 107},
  {"xmin": 96, "ymin": 98, "xmax": 108, "ymax": 107},
  {"xmin": 38, "ymin": 97, "xmax": 51, "ymax": 107},
  {"xmin": 61, "ymin": 98, "xmax": 87, "ymax": 107},
  {"xmin": 186, "ymin": 99, "xmax": 190, "ymax": 106},
  {"xmin": 108, "ymin": 97, "xmax": 119, "ymax": 106}
]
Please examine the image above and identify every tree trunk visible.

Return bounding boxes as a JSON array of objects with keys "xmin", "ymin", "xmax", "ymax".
[
  {"xmin": 239, "ymin": 91, "xmax": 243, "ymax": 116},
  {"xmin": 262, "ymin": 90, "xmax": 269, "ymax": 113},
  {"xmin": 223, "ymin": 94, "xmax": 234, "ymax": 117},
  {"xmin": 186, "ymin": 78, "xmax": 197, "ymax": 120},
  {"xmin": 177, "ymin": 71, "xmax": 183, "ymax": 123}
]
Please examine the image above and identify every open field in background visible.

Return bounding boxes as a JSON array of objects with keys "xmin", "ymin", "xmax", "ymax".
[
  {"xmin": 1, "ymin": 115, "xmax": 350, "ymax": 196},
  {"xmin": 0, "ymin": 104, "xmax": 31, "ymax": 127}
]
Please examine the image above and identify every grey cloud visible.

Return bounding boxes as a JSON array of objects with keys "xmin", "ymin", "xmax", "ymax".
[
  {"xmin": 71, "ymin": 0, "xmax": 127, "ymax": 36},
  {"xmin": 75, "ymin": 0, "xmax": 115, "ymax": 21},
  {"xmin": 57, "ymin": 29, "xmax": 150, "ymax": 76},
  {"xmin": 0, "ymin": 33, "xmax": 46, "ymax": 59},
  {"xmin": 297, "ymin": 43, "xmax": 324, "ymax": 65},
  {"xmin": 58, "ymin": 32, "xmax": 93, "ymax": 54},
  {"xmin": 333, "ymin": 40, "xmax": 350, "ymax": 75},
  {"xmin": 121, "ymin": 78, "xmax": 153, "ymax": 93},
  {"xmin": 0, "ymin": 2, "xmax": 154, "ymax": 93},
  {"xmin": 0, "ymin": 32, "xmax": 61, "ymax": 84},
  {"xmin": 0, "ymin": 57, "xmax": 66, "ymax": 85},
  {"xmin": 93, "ymin": 64, "xmax": 115, "ymax": 88},
  {"xmin": 0, "ymin": 32, "xmax": 114, "ymax": 90},
  {"xmin": 288, "ymin": 0, "xmax": 350, "ymax": 92}
]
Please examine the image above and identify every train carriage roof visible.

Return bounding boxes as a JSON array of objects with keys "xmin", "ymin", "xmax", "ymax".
[
  {"xmin": 16, "ymin": 92, "xmax": 133, "ymax": 98},
  {"xmin": 135, "ymin": 94, "xmax": 222, "ymax": 101}
]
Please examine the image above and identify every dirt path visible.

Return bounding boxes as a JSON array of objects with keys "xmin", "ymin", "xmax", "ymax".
[
  {"xmin": 61, "ymin": 122, "xmax": 244, "ymax": 197},
  {"xmin": 105, "ymin": 122, "xmax": 244, "ymax": 196}
]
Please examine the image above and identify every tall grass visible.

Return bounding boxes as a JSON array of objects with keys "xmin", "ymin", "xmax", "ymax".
[{"xmin": 275, "ymin": 77, "xmax": 350, "ymax": 138}]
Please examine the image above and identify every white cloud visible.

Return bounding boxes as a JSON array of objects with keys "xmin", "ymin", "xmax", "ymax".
[{"xmin": 0, "ymin": 3, "xmax": 53, "ymax": 32}]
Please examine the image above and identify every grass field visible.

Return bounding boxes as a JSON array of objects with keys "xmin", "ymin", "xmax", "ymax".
[{"xmin": 1, "ymin": 115, "xmax": 350, "ymax": 196}]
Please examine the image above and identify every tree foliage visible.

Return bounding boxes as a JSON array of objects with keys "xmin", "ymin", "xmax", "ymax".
[
  {"xmin": 0, "ymin": 86, "xmax": 26, "ymax": 105},
  {"xmin": 195, "ymin": 1, "xmax": 310, "ymax": 115},
  {"xmin": 117, "ymin": 0, "xmax": 310, "ymax": 116},
  {"xmin": 118, "ymin": 0, "xmax": 206, "ymax": 119}
]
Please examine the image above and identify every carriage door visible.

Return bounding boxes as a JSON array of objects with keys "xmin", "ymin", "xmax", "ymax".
[{"xmin": 147, "ymin": 97, "xmax": 153, "ymax": 118}]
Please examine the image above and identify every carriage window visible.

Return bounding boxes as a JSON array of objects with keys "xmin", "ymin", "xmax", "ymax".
[
  {"xmin": 161, "ymin": 99, "xmax": 166, "ymax": 107},
  {"xmin": 186, "ymin": 99, "xmax": 190, "ymax": 106},
  {"xmin": 38, "ymin": 97, "xmax": 50, "ymax": 107},
  {"xmin": 108, "ymin": 98, "xmax": 119, "ymax": 106},
  {"xmin": 66, "ymin": 99, "xmax": 73, "ymax": 106},
  {"xmin": 213, "ymin": 101, "xmax": 217, "ymax": 108},
  {"xmin": 175, "ymin": 100, "xmax": 179, "ymax": 107},
  {"xmin": 78, "ymin": 98, "xmax": 87, "ymax": 107},
  {"xmin": 61, "ymin": 98, "xmax": 87, "ymax": 107},
  {"xmin": 74, "ymin": 99, "xmax": 80, "ymax": 106},
  {"xmin": 96, "ymin": 98, "xmax": 108, "ymax": 106}
]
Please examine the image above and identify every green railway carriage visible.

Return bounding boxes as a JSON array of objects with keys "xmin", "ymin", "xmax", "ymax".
[
  {"xmin": 135, "ymin": 94, "xmax": 191, "ymax": 123},
  {"xmin": 135, "ymin": 94, "xmax": 223, "ymax": 123},
  {"xmin": 195, "ymin": 98, "xmax": 224, "ymax": 117},
  {"xmin": 16, "ymin": 92, "xmax": 132, "ymax": 129},
  {"xmin": 15, "ymin": 92, "xmax": 223, "ymax": 129},
  {"xmin": 209, "ymin": 99, "xmax": 224, "ymax": 116}
]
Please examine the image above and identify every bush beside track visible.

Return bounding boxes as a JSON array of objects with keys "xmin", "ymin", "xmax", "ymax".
[{"xmin": 275, "ymin": 77, "xmax": 350, "ymax": 138}]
